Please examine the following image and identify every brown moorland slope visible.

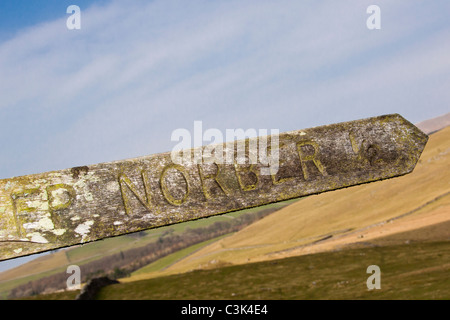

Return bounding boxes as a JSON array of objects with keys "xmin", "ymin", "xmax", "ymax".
[{"xmin": 416, "ymin": 112, "xmax": 450, "ymax": 134}]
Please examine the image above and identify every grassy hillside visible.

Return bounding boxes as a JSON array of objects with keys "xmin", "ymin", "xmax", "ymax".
[
  {"xmin": 103, "ymin": 241, "xmax": 450, "ymax": 300},
  {"xmin": 25, "ymin": 239, "xmax": 450, "ymax": 300},
  {"xmin": 149, "ymin": 126, "xmax": 449, "ymax": 277}
]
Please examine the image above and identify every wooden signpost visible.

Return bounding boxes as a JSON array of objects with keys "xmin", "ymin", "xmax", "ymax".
[{"xmin": 0, "ymin": 114, "xmax": 428, "ymax": 261}]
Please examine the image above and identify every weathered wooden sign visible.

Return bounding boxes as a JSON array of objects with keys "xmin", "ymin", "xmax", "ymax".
[{"xmin": 0, "ymin": 114, "xmax": 428, "ymax": 261}]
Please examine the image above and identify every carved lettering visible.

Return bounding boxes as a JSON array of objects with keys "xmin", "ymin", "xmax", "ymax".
[
  {"xmin": 267, "ymin": 142, "xmax": 296, "ymax": 185},
  {"xmin": 349, "ymin": 132, "xmax": 383, "ymax": 166},
  {"xmin": 366, "ymin": 144, "xmax": 382, "ymax": 165},
  {"xmin": 10, "ymin": 188, "xmax": 40, "ymax": 238},
  {"xmin": 46, "ymin": 184, "xmax": 76, "ymax": 229},
  {"xmin": 296, "ymin": 141, "xmax": 326, "ymax": 180},
  {"xmin": 119, "ymin": 171, "xmax": 154, "ymax": 216},
  {"xmin": 197, "ymin": 163, "xmax": 229, "ymax": 200},
  {"xmin": 160, "ymin": 164, "xmax": 190, "ymax": 206},
  {"xmin": 234, "ymin": 162, "xmax": 259, "ymax": 191},
  {"xmin": 46, "ymin": 184, "xmax": 75, "ymax": 211},
  {"xmin": 349, "ymin": 131, "xmax": 366, "ymax": 163}
]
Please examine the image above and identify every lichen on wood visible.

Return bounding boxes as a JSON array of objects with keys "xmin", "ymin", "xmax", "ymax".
[{"xmin": 0, "ymin": 114, "xmax": 428, "ymax": 261}]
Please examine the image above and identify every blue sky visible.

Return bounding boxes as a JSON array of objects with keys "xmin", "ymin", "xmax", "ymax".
[
  {"xmin": 0, "ymin": 1, "xmax": 108, "ymax": 40},
  {"xmin": 0, "ymin": 0, "xmax": 449, "ymax": 272}
]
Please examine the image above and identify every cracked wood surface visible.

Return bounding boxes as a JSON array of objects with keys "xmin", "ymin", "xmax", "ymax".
[{"xmin": 0, "ymin": 114, "xmax": 428, "ymax": 261}]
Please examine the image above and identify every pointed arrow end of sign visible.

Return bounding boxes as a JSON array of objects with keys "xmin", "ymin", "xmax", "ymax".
[{"xmin": 390, "ymin": 113, "xmax": 429, "ymax": 174}]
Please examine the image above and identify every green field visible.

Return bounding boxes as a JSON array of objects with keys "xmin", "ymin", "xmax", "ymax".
[
  {"xmin": 25, "ymin": 240, "xmax": 449, "ymax": 300},
  {"xmin": 131, "ymin": 234, "xmax": 231, "ymax": 277}
]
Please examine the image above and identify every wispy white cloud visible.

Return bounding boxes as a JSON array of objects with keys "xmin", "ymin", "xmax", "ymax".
[{"xmin": 0, "ymin": 0, "xmax": 449, "ymax": 178}]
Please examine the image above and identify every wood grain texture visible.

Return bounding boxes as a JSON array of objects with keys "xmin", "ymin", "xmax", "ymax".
[{"xmin": 0, "ymin": 114, "xmax": 428, "ymax": 261}]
